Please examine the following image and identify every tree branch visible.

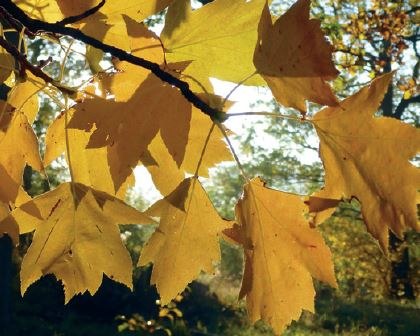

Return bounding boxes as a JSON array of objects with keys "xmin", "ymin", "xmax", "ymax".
[
  {"xmin": 0, "ymin": 0, "xmax": 226, "ymax": 122},
  {"xmin": 394, "ymin": 95, "xmax": 420, "ymax": 120},
  {"xmin": 0, "ymin": 36, "xmax": 75, "ymax": 95}
]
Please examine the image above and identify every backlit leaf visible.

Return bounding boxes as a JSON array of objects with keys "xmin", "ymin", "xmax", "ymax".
[
  {"xmin": 67, "ymin": 23, "xmax": 193, "ymax": 190},
  {"xmin": 44, "ymin": 109, "xmax": 133, "ymax": 197},
  {"xmin": 0, "ymin": 51, "xmax": 14, "ymax": 83},
  {"xmin": 233, "ymin": 178, "xmax": 336, "ymax": 334},
  {"xmin": 14, "ymin": 0, "xmax": 64, "ymax": 22},
  {"xmin": 142, "ymin": 102, "xmax": 232, "ymax": 196},
  {"xmin": 254, "ymin": 0, "xmax": 338, "ymax": 113},
  {"xmin": 80, "ymin": 0, "xmax": 173, "ymax": 50},
  {"xmin": 0, "ymin": 107, "xmax": 42, "ymax": 203},
  {"xmin": 138, "ymin": 177, "xmax": 229, "ymax": 304},
  {"xmin": 7, "ymin": 73, "xmax": 44, "ymax": 124},
  {"xmin": 310, "ymin": 73, "xmax": 420, "ymax": 250},
  {"xmin": 161, "ymin": 0, "xmax": 266, "ymax": 92},
  {"xmin": 68, "ymin": 66, "xmax": 191, "ymax": 191},
  {"xmin": 2, "ymin": 182, "xmax": 152, "ymax": 302},
  {"xmin": 0, "ymin": 201, "xmax": 18, "ymax": 244}
]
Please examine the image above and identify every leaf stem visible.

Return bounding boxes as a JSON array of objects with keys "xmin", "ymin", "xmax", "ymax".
[
  {"xmin": 58, "ymin": 39, "xmax": 74, "ymax": 83},
  {"xmin": 215, "ymin": 121, "xmax": 250, "ymax": 183},
  {"xmin": 64, "ymin": 101, "xmax": 77, "ymax": 205},
  {"xmin": 225, "ymin": 111, "xmax": 313, "ymax": 124},
  {"xmin": 193, "ymin": 122, "xmax": 215, "ymax": 178},
  {"xmin": 222, "ymin": 71, "xmax": 257, "ymax": 108}
]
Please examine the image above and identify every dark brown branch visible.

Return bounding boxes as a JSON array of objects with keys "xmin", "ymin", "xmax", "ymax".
[
  {"xmin": 406, "ymin": 6, "xmax": 420, "ymax": 15},
  {"xmin": 0, "ymin": 36, "xmax": 75, "ymax": 95},
  {"xmin": 394, "ymin": 95, "xmax": 420, "ymax": 119},
  {"xmin": 0, "ymin": 0, "xmax": 226, "ymax": 122},
  {"xmin": 334, "ymin": 47, "xmax": 375, "ymax": 61},
  {"xmin": 57, "ymin": 0, "xmax": 106, "ymax": 26},
  {"xmin": 404, "ymin": 33, "xmax": 419, "ymax": 43}
]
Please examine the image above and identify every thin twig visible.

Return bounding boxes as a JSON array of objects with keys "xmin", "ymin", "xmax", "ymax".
[
  {"xmin": 226, "ymin": 111, "xmax": 312, "ymax": 124},
  {"xmin": 0, "ymin": 36, "xmax": 75, "ymax": 95},
  {"xmin": 222, "ymin": 71, "xmax": 257, "ymax": 107},
  {"xmin": 215, "ymin": 121, "xmax": 249, "ymax": 182},
  {"xmin": 193, "ymin": 123, "xmax": 215, "ymax": 178},
  {"xmin": 0, "ymin": 0, "xmax": 226, "ymax": 122},
  {"xmin": 57, "ymin": 39, "xmax": 74, "ymax": 82},
  {"xmin": 64, "ymin": 103, "xmax": 78, "ymax": 206}
]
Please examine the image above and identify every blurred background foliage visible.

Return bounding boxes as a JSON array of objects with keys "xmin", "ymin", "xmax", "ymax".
[{"xmin": 2, "ymin": 0, "xmax": 419, "ymax": 335}]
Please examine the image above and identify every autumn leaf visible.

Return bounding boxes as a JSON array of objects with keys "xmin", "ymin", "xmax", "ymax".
[
  {"xmin": 140, "ymin": 134, "xmax": 185, "ymax": 196},
  {"xmin": 233, "ymin": 178, "xmax": 336, "ymax": 334},
  {"xmin": 69, "ymin": 21, "xmax": 231, "ymax": 193},
  {"xmin": 0, "ymin": 50, "xmax": 14, "ymax": 83},
  {"xmin": 138, "ymin": 177, "xmax": 229, "ymax": 304},
  {"xmin": 89, "ymin": 0, "xmax": 173, "ymax": 23},
  {"xmin": 0, "ymin": 106, "xmax": 43, "ymax": 203},
  {"xmin": 309, "ymin": 72, "xmax": 420, "ymax": 250},
  {"xmin": 44, "ymin": 108, "xmax": 133, "ymax": 198},
  {"xmin": 254, "ymin": 0, "xmax": 338, "ymax": 113},
  {"xmin": 56, "ymin": 0, "xmax": 101, "ymax": 17},
  {"xmin": 8, "ymin": 73, "xmax": 44, "ymax": 124},
  {"xmin": 67, "ymin": 22, "xmax": 194, "ymax": 190},
  {"xmin": 1, "ymin": 182, "xmax": 152, "ymax": 302},
  {"xmin": 68, "ymin": 67, "xmax": 191, "ymax": 190},
  {"xmin": 0, "ymin": 201, "xmax": 18, "ymax": 244},
  {"xmin": 16, "ymin": 0, "xmax": 172, "ymax": 50},
  {"xmin": 80, "ymin": 0, "xmax": 173, "ymax": 50},
  {"xmin": 14, "ymin": 0, "xmax": 64, "ymax": 22},
  {"xmin": 161, "ymin": 0, "xmax": 266, "ymax": 92},
  {"xmin": 141, "ymin": 96, "xmax": 232, "ymax": 196}
]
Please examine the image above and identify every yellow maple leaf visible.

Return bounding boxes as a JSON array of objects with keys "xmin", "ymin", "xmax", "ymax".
[
  {"xmin": 140, "ymin": 133, "xmax": 186, "ymax": 196},
  {"xmin": 44, "ymin": 108, "xmax": 134, "ymax": 197},
  {"xmin": 0, "ymin": 51, "xmax": 14, "ymax": 83},
  {"xmin": 0, "ymin": 201, "xmax": 18, "ymax": 244},
  {"xmin": 310, "ymin": 73, "xmax": 420, "ymax": 250},
  {"xmin": 232, "ymin": 178, "xmax": 336, "ymax": 334},
  {"xmin": 67, "ymin": 23, "xmax": 194, "ymax": 190},
  {"xmin": 68, "ymin": 67, "xmax": 191, "ymax": 190},
  {"xmin": 0, "ymin": 106, "xmax": 43, "ymax": 203},
  {"xmin": 98, "ymin": 0, "xmax": 173, "ymax": 24},
  {"xmin": 80, "ymin": 0, "xmax": 173, "ymax": 50},
  {"xmin": 8, "ymin": 73, "xmax": 44, "ymax": 124},
  {"xmin": 161, "ymin": 0, "xmax": 266, "ymax": 92},
  {"xmin": 140, "ymin": 95, "xmax": 232, "ymax": 196},
  {"xmin": 14, "ymin": 0, "xmax": 64, "ymax": 22},
  {"xmin": 1, "ymin": 182, "xmax": 152, "ymax": 302},
  {"xmin": 254, "ymin": 0, "xmax": 338, "ymax": 113},
  {"xmin": 98, "ymin": 16, "xmax": 165, "ymax": 101},
  {"xmin": 138, "ymin": 177, "xmax": 229, "ymax": 304},
  {"xmin": 56, "ymin": 0, "xmax": 100, "ymax": 17},
  {"xmin": 16, "ymin": 0, "xmax": 172, "ymax": 50}
]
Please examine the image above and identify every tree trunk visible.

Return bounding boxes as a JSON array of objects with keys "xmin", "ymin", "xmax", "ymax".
[
  {"xmin": 380, "ymin": 50, "xmax": 415, "ymax": 300},
  {"xmin": 388, "ymin": 233, "xmax": 415, "ymax": 300},
  {"xmin": 0, "ymin": 235, "xmax": 13, "ymax": 335}
]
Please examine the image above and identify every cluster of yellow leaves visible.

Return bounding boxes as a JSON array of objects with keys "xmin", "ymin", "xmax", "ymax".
[{"xmin": 0, "ymin": 0, "xmax": 418, "ymax": 335}]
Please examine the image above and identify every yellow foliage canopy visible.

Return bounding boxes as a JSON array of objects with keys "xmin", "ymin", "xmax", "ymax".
[{"xmin": 0, "ymin": 1, "xmax": 418, "ymax": 335}]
